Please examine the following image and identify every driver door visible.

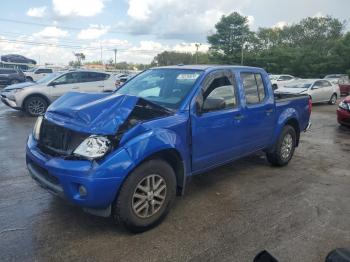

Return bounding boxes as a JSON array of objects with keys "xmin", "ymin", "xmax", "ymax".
[
  {"xmin": 310, "ymin": 81, "xmax": 323, "ymax": 102},
  {"xmin": 190, "ymin": 70, "xmax": 244, "ymax": 172},
  {"xmin": 49, "ymin": 72, "xmax": 81, "ymax": 101}
]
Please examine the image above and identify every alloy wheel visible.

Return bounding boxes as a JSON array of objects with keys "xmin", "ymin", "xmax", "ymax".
[{"xmin": 132, "ymin": 174, "xmax": 167, "ymax": 218}]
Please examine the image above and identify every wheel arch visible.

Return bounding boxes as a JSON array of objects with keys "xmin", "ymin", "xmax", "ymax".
[
  {"xmin": 22, "ymin": 93, "xmax": 50, "ymax": 109},
  {"xmin": 284, "ymin": 118, "xmax": 300, "ymax": 146}
]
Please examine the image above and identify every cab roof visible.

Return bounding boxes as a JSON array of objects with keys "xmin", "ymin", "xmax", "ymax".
[{"xmin": 152, "ymin": 64, "xmax": 263, "ymax": 72}]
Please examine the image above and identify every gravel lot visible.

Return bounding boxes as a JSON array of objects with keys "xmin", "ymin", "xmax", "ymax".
[{"xmin": 0, "ymin": 100, "xmax": 349, "ymax": 262}]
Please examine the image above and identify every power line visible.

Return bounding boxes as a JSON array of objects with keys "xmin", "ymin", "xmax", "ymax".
[{"xmin": 0, "ymin": 38, "xmax": 164, "ymax": 54}]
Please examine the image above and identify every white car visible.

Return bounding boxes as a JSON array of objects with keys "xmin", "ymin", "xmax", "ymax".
[
  {"xmin": 275, "ymin": 79, "xmax": 340, "ymax": 104},
  {"xmin": 25, "ymin": 68, "xmax": 54, "ymax": 82},
  {"xmin": 269, "ymin": 74, "xmax": 297, "ymax": 89},
  {"xmin": 1, "ymin": 70, "xmax": 116, "ymax": 116}
]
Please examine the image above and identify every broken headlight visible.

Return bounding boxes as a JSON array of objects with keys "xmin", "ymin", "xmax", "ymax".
[
  {"xmin": 33, "ymin": 116, "xmax": 43, "ymax": 140},
  {"xmin": 339, "ymin": 101, "xmax": 350, "ymax": 111},
  {"xmin": 74, "ymin": 136, "xmax": 111, "ymax": 159}
]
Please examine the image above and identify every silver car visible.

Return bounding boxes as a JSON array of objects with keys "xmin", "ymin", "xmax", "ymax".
[
  {"xmin": 1, "ymin": 70, "xmax": 115, "ymax": 116},
  {"xmin": 275, "ymin": 79, "xmax": 341, "ymax": 104}
]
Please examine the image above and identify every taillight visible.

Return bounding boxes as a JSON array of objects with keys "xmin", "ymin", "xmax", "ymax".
[{"xmin": 308, "ymin": 96, "xmax": 312, "ymax": 115}]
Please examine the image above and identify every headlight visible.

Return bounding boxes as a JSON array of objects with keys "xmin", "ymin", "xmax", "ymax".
[
  {"xmin": 33, "ymin": 116, "xmax": 43, "ymax": 140},
  {"xmin": 339, "ymin": 101, "xmax": 350, "ymax": 111},
  {"xmin": 74, "ymin": 136, "xmax": 111, "ymax": 159}
]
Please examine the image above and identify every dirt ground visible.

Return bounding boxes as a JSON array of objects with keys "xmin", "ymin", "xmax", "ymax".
[{"xmin": 0, "ymin": 100, "xmax": 349, "ymax": 262}]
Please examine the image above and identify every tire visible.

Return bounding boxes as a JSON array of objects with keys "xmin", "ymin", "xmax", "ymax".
[
  {"xmin": 328, "ymin": 93, "xmax": 337, "ymax": 105},
  {"xmin": 24, "ymin": 96, "xmax": 48, "ymax": 117},
  {"xmin": 113, "ymin": 159, "xmax": 176, "ymax": 233},
  {"xmin": 266, "ymin": 125, "xmax": 296, "ymax": 166},
  {"xmin": 26, "ymin": 76, "xmax": 33, "ymax": 82},
  {"xmin": 10, "ymin": 79, "xmax": 19, "ymax": 85}
]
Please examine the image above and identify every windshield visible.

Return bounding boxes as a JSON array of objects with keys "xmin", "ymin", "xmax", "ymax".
[
  {"xmin": 285, "ymin": 81, "xmax": 312, "ymax": 88},
  {"xmin": 116, "ymin": 68, "xmax": 203, "ymax": 109},
  {"xmin": 36, "ymin": 72, "xmax": 62, "ymax": 84}
]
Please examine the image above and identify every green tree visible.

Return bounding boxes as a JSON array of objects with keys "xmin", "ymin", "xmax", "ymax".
[{"xmin": 207, "ymin": 12, "xmax": 254, "ymax": 64}]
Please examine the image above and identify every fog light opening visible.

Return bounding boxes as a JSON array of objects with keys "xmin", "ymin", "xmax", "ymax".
[{"xmin": 78, "ymin": 185, "xmax": 88, "ymax": 197}]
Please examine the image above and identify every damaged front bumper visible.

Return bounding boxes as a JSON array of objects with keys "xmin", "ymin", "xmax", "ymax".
[
  {"xmin": 26, "ymin": 135, "xmax": 135, "ymax": 216},
  {"xmin": 1, "ymin": 95, "xmax": 21, "ymax": 110}
]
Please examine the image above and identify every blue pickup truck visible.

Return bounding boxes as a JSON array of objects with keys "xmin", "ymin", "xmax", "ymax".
[{"xmin": 26, "ymin": 65, "xmax": 311, "ymax": 232}]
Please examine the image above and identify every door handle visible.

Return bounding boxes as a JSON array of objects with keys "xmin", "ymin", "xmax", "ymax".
[
  {"xmin": 233, "ymin": 114, "xmax": 244, "ymax": 120},
  {"xmin": 266, "ymin": 108, "xmax": 273, "ymax": 113},
  {"xmin": 98, "ymin": 85, "xmax": 104, "ymax": 88},
  {"xmin": 72, "ymin": 86, "xmax": 79, "ymax": 89}
]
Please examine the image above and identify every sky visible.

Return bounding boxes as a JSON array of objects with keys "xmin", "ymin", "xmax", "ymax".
[{"xmin": 0, "ymin": 0, "xmax": 349, "ymax": 65}]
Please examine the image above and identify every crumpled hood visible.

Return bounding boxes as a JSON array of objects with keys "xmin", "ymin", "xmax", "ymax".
[
  {"xmin": 4, "ymin": 81, "xmax": 36, "ymax": 90},
  {"xmin": 45, "ymin": 92, "xmax": 140, "ymax": 135}
]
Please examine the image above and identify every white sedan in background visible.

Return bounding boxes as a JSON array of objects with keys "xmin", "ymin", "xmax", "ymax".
[
  {"xmin": 275, "ymin": 79, "xmax": 340, "ymax": 104},
  {"xmin": 269, "ymin": 74, "xmax": 297, "ymax": 89}
]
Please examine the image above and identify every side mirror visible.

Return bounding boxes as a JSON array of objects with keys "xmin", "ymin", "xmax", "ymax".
[
  {"xmin": 48, "ymin": 82, "xmax": 56, "ymax": 87},
  {"xmin": 202, "ymin": 98, "xmax": 226, "ymax": 113},
  {"xmin": 311, "ymin": 86, "xmax": 319, "ymax": 90}
]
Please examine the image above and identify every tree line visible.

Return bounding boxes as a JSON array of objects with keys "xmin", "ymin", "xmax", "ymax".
[{"xmin": 152, "ymin": 13, "xmax": 350, "ymax": 78}]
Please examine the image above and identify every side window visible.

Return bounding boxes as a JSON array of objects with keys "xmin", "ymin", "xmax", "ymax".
[
  {"xmin": 82, "ymin": 72, "xmax": 109, "ymax": 82},
  {"xmin": 53, "ymin": 73, "xmax": 80, "ymax": 85},
  {"xmin": 322, "ymin": 81, "xmax": 332, "ymax": 87},
  {"xmin": 241, "ymin": 73, "xmax": 266, "ymax": 105},
  {"xmin": 313, "ymin": 81, "xmax": 323, "ymax": 88},
  {"xmin": 202, "ymin": 74, "xmax": 237, "ymax": 112}
]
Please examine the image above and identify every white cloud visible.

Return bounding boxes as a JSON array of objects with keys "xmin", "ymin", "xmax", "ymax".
[
  {"xmin": 247, "ymin": 15, "xmax": 255, "ymax": 26},
  {"xmin": 33, "ymin": 26, "xmax": 69, "ymax": 38},
  {"xmin": 53, "ymin": 0, "xmax": 106, "ymax": 17},
  {"xmin": 26, "ymin": 6, "xmax": 47, "ymax": 18},
  {"xmin": 173, "ymin": 42, "xmax": 209, "ymax": 53},
  {"xmin": 126, "ymin": 0, "xmax": 252, "ymax": 40},
  {"xmin": 77, "ymin": 25, "xmax": 110, "ymax": 39},
  {"xmin": 313, "ymin": 11, "xmax": 324, "ymax": 18},
  {"xmin": 273, "ymin": 21, "xmax": 288, "ymax": 29}
]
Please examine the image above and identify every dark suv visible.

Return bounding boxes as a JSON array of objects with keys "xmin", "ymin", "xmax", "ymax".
[{"xmin": 0, "ymin": 68, "xmax": 26, "ymax": 86}]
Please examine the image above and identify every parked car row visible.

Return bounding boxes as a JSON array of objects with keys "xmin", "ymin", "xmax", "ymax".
[
  {"xmin": 269, "ymin": 73, "xmax": 350, "ymax": 96},
  {"xmin": 1, "ymin": 70, "xmax": 115, "ymax": 116},
  {"xmin": 0, "ymin": 68, "xmax": 26, "ymax": 86}
]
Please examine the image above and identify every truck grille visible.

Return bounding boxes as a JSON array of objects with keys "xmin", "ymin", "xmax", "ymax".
[{"xmin": 38, "ymin": 119, "xmax": 88, "ymax": 157}]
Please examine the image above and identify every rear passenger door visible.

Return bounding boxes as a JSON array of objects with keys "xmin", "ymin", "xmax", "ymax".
[
  {"xmin": 78, "ymin": 72, "xmax": 108, "ymax": 92},
  {"xmin": 239, "ymin": 72, "xmax": 275, "ymax": 152}
]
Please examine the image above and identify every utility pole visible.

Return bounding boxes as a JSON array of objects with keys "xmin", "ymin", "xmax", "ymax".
[
  {"xmin": 195, "ymin": 43, "xmax": 201, "ymax": 64},
  {"xmin": 100, "ymin": 42, "xmax": 103, "ymax": 65},
  {"xmin": 113, "ymin": 48, "xmax": 117, "ymax": 68}
]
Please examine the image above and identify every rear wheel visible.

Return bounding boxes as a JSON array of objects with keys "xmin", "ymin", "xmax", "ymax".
[
  {"xmin": 329, "ymin": 93, "xmax": 337, "ymax": 105},
  {"xmin": 113, "ymin": 159, "xmax": 176, "ymax": 233},
  {"xmin": 26, "ymin": 76, "xmax": 33, "ymax": 82},
  {"xmin": 24, "ymin": 96, "xmax": 48, "ymax": 116},
  {"xmin": 266, "ymin": 125, "xmax": 296, "ymax": 166}
]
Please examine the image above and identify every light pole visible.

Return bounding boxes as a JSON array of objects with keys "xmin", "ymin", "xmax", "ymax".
[
  {"xmin": 241, "ymin": 42, "xmax": 247, "ymax": 65},
  {"xmin": 113, "ymin": 48, "xmax": 117, "ymax": 68},
  {"xmin": 195, "ymin": 43, "xmax": 201, "ymax": 64}
]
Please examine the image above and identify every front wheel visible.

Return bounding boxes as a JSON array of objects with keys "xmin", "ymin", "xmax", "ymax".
[
  {"xmin": 329, "ymin": 94, "xmax": 337, "ymax": 105},
  {"xmin": 113, "ymin": 159, "xmax": 176, "ymax": 233},
  {"xmin": 24, "ymin": 96, "xmax": 48, "ymax": 117},
  {"xmin": 266, "ymin": 125, "xmax": 296, "ymax": 166}
]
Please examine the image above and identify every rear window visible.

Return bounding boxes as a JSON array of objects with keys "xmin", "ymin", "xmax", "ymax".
[{"xmin": 241, "ymin": 73, "xmax": 266, "ymax": 104}]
